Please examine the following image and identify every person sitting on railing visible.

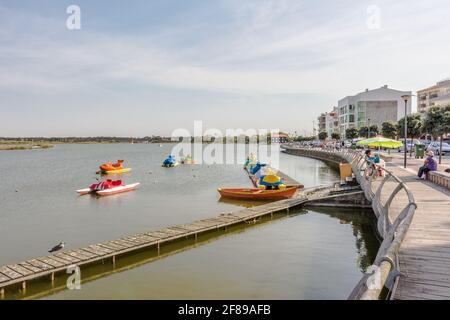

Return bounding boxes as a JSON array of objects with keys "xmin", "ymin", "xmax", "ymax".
[
  {"xmin": 365, "ymin": 149, "xmax": 381, "ymax": 178},
  {"xmin": 374, "ymin": 152, "xmax": 386, "ymax": 177},
  {"xmin": 417, "ymin": 151, "xmax": 437, "ymax": 180}
]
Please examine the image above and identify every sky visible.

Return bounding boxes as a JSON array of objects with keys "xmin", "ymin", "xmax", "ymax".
[{"xmin": 1, "ymin": 0, "xmax": 450, "ymax": 137}]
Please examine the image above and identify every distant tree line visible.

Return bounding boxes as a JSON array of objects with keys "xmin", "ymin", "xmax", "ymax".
[{"xmin": 0, "ymin": 136, "xmax": 173, "ymax": 143}]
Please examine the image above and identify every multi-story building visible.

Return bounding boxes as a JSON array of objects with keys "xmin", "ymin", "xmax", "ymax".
[
  {"xmin": 316, "ymin": 107, "xmax": 339, "ymax": 139},
  {"xmin": 317, "ymin": 113, "xmax": 326, "ymax": 134},
  {"xmin": 417, "ymin": 79, "xmax": 450, "ymax": 113},
  {"xmin": 325, "ymin": 107, "xmax": 339, "ymax": 138},
  {"xmin": 338, "ymin": 85, "xmax": 412, "ymax": 138}
]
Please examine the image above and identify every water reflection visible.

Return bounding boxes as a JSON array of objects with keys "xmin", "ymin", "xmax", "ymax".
[
  {"xmin": 308, "ymin": 207, "xmax": 379, "ymax": 273},
  {"xmin": 218, "ymin": 197, "xmax": 271, "ymax": 208}
]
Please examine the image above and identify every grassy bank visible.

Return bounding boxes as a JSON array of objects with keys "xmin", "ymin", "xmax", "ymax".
[{"xmin": 0, "ymin": 141, "xmax": 53, "ymax": 151}]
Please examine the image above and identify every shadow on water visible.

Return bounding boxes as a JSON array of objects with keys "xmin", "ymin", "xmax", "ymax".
[
  {"xmin": 305, "ymin": 206, "xmax": 380, "ymax": 273},
  {"xmin": 218, "ymin": 197, "xmax": 272, "ymax": 208},
  {"xmin": 3, "ymin": 204, "xmax": 379, "ymax": 300}
]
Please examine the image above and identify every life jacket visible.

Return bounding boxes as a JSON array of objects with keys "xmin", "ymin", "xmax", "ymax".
[{"xmin": 163, "ymin": 155, "xmax": 176, "ymax": 165}]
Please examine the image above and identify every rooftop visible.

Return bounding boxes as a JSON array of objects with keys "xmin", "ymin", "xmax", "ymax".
[{"xmin": 417, "ymin": 78, "xmax": 450, "ymax": 93}]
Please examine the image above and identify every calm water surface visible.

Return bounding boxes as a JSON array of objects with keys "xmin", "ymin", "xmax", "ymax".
[{"xmin": 0, "ymin": 144, "xmax": 378, "ymax": 299}]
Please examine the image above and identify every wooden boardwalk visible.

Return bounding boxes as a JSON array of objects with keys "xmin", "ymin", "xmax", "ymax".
[
  {"xmin": 361, "ymin": 157, "xmax": 450, "ymax": 299},
  {"xmin": 383, "ymin": 162, "xmax": 450, "ymax": 300}
]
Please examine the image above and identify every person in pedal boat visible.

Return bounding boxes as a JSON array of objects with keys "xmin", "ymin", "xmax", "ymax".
[
  {"xmin": 163, "ymin": 155, "xmax": 177, "ymax": 166},
  {"xmin": 90, "ymin": 180, "xmax": 122, "ymax": 191},
  {"xmin": 259, "ymin": 175, "xmax": 285, "ymax": 190}
]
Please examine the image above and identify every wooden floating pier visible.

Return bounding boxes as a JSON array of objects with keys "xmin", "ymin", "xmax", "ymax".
[{"xmin": 0, "ymin": 170, "xmax": 359, "ymax": 298}]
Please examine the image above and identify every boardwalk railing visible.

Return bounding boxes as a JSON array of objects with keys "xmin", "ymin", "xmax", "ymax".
[{"xmin": 281, "ymin": 145, "xmax": 417, "ymax": 300}]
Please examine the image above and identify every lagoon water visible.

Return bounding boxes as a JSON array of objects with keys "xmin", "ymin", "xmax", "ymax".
[{"xmin": 0, "ymin": 144, "xmax": 378, "ymax": 299}]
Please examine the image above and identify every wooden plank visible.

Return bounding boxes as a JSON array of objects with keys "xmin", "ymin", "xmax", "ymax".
[
  {"xmin": 100, "ymin": 242, "xmax": 127, "ymax": 251},
  {"xmin": 0, "ymin": 273, "xmax": 10, "ymax": 283},
  {"xmin": 74, "ymin": 249, "xmax": 98, "ymax": 259},
  {"xmin": 64, "ymin": 250, "xmax": 96, "ymax": 261},
  {"xmin": 191, "ymin": 220, "xmax": 223, "ymax": 228},
  {"xmin": 158, "ymin": 228, "xmax": 187, "ymax": 236},
  {"xmin": 7, "ymin": 264, "xmax": 34, "ymax": 276},
  {"xmin": 397, "ymin": 281, "xmax": 450, "ymax": 297},
  {"xmin": 36, "ymin": 257, "xmax": 66, "ymax": 268},
  {"xmin": 171, "ymin": 225, "xmax": 203, "ymax": 232},
  {"xmin": 81, "ymin": 245, "xmax": 110, "ymax": 256},
  {"xmin": 90, "ymin": 244, "xmax": 113, "ymax": 254},
  {"xmin": 19, "ymin": 261, "xmax": 46, "ymax": 273},
  {"xmin": 144, "ymin": 231, "xmax": 173, "ymax": 239},
  {"xmin": 216, "ymin": 215, "xmax": 241, "ymax": 222},
  {"xmin": 0, "ymin": 266, "xmax": 23, "ymax": 279},
  {"xmin": 121, "ymin": 235, "xmax": 155, "ymax": 245},
  {"xmin": 134, "ymin": 234, "xmax": 160, "ymax": 242},
  {"xmin": 45, "ymin": 255, "xmax": 73, "ymax": 265},
  {"xmin": 26, "ymin": 259, "xmax": 53, "ymax": 271},
  {"xmin": 109, "ymin": 239, "xmax": 136, "ymax": 248},
  {"xmin": 53, "ymin": 252, "xmax": 81, "ymax": 263}
]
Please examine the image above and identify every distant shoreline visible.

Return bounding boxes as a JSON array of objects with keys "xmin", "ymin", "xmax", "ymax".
[
  {"xmin": 0, "ymin": 143, "xmax": 54, "ymax": 151},
  {"xmin": 0, "ymin": 136, "xmax": 277, "ymax": 147},
  {"xmin": 0, "ymin": 139, "xmax": 186, "ymax": 150}
]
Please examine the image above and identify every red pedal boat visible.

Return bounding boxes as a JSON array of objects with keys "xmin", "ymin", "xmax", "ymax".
[
  {"xmin": 217, "ymin": 186, "xmax": 299, "ymax": 200},
  {"xmin": 76, "ymin": 180, "xmax": 140, "ymax": 196}
]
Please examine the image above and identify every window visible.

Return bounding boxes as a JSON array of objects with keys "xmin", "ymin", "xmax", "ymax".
[{"xmin": 349, "ymin": 115, "xmax": 355, "ymax": 123}]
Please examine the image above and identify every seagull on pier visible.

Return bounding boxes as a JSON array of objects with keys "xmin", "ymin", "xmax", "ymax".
[{"xmin": 48, "ymin": 242, "xmax": 65, "ymax": 253}]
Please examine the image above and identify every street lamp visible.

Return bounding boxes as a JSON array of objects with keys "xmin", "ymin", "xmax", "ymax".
[
  {"xmin": 401, "ymin": 95, "xmax": 411, "ymax": 168},
  {"xmin": 367, "ymin": 118, "xmax": 371, "ymax": 138}
]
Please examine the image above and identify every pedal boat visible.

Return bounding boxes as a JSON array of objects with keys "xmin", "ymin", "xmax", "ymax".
[
  {"xmin": 77, "ymin": 180, "xmax": 140, "ymax": 196},
  {"xmin": 217, "ymin": 186, "xmax": 299, "ymax": 200}
]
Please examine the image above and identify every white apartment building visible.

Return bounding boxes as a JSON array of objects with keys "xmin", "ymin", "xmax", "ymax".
[
  {"xmin": 317, "ymin": 107, "xmax": 339, "ymax": 139},
  {"xmin": 417, "ymin": 79, "xmax": 450, "ymax": 113},
  {"xmin": 325, "ymin": 107, "xmax": 339, "ymax": 138},
  {"xmin": 338, "ymin": 85, "xmax": 412, "ymax": 138}
]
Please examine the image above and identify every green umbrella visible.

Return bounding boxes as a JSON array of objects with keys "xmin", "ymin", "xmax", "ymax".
[{"xmin": 357, "ymin": 137, "xmax": 403, "ymax": 149}]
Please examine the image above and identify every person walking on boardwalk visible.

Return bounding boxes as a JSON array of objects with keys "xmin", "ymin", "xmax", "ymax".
[{"xmin": 417, "ymin": 151, "xmax": 437, "ymax": 179}]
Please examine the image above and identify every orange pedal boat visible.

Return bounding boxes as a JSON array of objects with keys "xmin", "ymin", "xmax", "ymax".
[
  {"xmin": 100, "ymin": 160, "xmax": 124, "ymax": 171},
  {"xmin": 217, "ymin": 186, "xmax": 299, "ymax": 200}
]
